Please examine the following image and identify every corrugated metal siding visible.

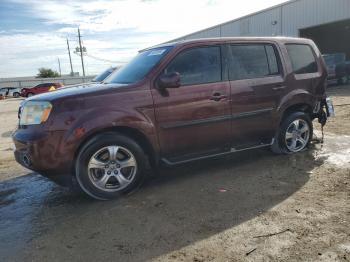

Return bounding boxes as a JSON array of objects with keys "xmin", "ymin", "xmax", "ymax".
[
  {"xmin": 220, "ymin": 22, "xmax": 240, "ymax": 36},
  {"xmin": 282, "ymin": 0, "xmax": 350, "ymax": 36},
  {"xmin": 169, "ymin": 0, "xmax": 350, "ymax": 41},
  {"xmin": 246, "ymin": 7, "xmax": 281, "ymax": 36}
]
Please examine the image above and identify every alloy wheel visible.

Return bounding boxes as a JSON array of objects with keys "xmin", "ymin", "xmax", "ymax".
[
  {"xmin": 285, "ymin": 119, "xmax": 310, "ymax": 152},
  {"xmin": 87, "ymin": 146, "xmax": 137, "ymax": 192}
]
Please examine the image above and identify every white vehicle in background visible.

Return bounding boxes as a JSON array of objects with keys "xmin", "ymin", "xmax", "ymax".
[
  {"xmin": 0, "ymin": 89, "xmax": 6, "ymax": 99},
  {"xmin": 7, "ymin": 87, "xmax": 22, "ymax": 98},
  {"xmin": 0, "ymin": 87, "xmax": 22, "ymax": 98}
]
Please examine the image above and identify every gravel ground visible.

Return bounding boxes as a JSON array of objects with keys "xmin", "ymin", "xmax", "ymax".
[{"xmin": 0, "ymin": 85, "xmax": 349, "ymax": 262}]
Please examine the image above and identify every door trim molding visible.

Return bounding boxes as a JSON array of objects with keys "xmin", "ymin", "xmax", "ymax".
[
  {"xmin": 161, "ymin": 115, "xmax": 231, "ymax": 129},
  {"xmin": 231, "ymin": 108, "xmax": 273, "ymax": 120},
  {"xmin": 160, "ymin": 108, "xmax": 273, "ymax": 129}
]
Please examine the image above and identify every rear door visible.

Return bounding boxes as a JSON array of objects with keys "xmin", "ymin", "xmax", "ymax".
[
  {"xmin": 227, "ymin": 43, "xmax": 286, "ymax": 149},
  {"xmin": 152, "ymin": 45, "xmax": 232, "ymax": 162}
]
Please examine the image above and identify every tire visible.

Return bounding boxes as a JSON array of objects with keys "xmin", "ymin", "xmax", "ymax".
[
  {"xmin": 271, "ymin": 112, "xmax": 313, "ymax": 154},
  {"xmin": 75, "ymin": 132, "xmax": 148, "ymax": 200},
  {"xmin": 13, "ymin": 92, "xmax": 20, "ymax": 98},
  {"xmin": 26, "ymin": 93, "xmax": 34, "ymax": 97}
]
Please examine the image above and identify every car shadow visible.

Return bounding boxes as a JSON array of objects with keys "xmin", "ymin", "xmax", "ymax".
[{"xmin": 0, "ymin": 144, "xmax": 325, "ymax": 261}]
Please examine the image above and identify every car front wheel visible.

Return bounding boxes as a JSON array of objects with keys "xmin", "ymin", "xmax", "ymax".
[{"xmin": 75, "ymin": 132, "xmax": 148, "ymax": 200}]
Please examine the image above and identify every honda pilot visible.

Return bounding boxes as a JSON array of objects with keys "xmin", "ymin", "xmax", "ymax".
[{"xmin": 13, "ymin": 37, "xmax": 333, "ymax": 200}]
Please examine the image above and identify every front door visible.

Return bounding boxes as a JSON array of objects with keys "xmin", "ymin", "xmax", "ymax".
[{"xmin": 151, "ymin": 45, "xmax": 231, "ymax": 162}]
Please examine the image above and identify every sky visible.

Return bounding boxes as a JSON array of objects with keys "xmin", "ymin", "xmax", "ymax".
[{"xmin": 0, "ymin": 0, "xmax": 287, "ymax": 78}]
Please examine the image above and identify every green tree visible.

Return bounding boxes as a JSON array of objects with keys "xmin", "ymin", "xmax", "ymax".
[{"xmin": 36, "ymin": 68, "xmax": 60, "ymax": 78}]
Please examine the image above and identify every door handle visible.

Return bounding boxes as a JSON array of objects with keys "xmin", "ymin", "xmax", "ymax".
[
  {"xmin": 272, "ymin": 85, "xmax": 286, "ymax": 91},
  {"xmin": 210, "ymin": 92, "xmax": 227, "ymax": 101}
]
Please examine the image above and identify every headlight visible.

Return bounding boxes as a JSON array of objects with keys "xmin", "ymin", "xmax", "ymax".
[{"xmin": 20, "ymin": 101, "xmax": 52, "ymax": 125}]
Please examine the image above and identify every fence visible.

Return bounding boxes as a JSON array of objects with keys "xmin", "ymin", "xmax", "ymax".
[{"xmin": 0, "ymin": 76, "xmax": 95, "ymax": 89}]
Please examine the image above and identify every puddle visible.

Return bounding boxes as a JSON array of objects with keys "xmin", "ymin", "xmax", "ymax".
[{"xmin": 314, "ymin": 131, "xmax": 350, "ymax": 168}]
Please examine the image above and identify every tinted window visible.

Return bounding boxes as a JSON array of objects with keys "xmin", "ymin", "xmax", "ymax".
[
  {"xmin": 165, "ymin": 46, "xmax": 221, "ymax": 86},
  {"xmin": 228, "ymin": 44, "xmax": 279, "ymax": 80},
  {"xmin": 265, "ymin": 45, "xmax": 279, "ymax": 75},
  {"xmin": 105, "ymin": 47, "xmax": 172, "ymax": 84},
  {"xmin": 286, "ymin": 44, "xmax": 318, "ymax": 74}
]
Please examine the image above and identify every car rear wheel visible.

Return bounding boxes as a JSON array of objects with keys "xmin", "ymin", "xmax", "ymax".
[
  {"xmin": 75, "ymin": 132, "xmax": 148, "ymax": 200},
  {"xmin": 272, "ymin": 112, "xmax": 312, "ymax": 154},
  {"xmin": 26, "ymin": 93, "xmax": 34, "ymax": 97},
  {"xmin": 13, "ymin": 92, "xmax": 20, "ymax": 98}
]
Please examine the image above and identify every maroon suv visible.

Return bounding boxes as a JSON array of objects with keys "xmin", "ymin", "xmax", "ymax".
[{"xmin": 13, "ymin": 37, "xmax": 333, "ymax": 200}]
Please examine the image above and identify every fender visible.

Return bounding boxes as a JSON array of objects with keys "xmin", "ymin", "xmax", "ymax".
[
  {"xmin": 64, "ymin": 107, "xmax": 158, "ymax": 153},
  {"xmin": 47, "ymin": 88, "xmax": 159, "ymax": 170},
  {"xmin": 276, "ymin": 89, "xmax": 315, "ymax": 120}
]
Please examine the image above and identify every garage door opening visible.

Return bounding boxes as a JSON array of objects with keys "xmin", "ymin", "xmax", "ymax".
[{"xmin": 300, "ymin": 19, "xmax": 350, "ymax": 59}]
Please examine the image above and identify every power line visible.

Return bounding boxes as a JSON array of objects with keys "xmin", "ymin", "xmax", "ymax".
[{"xmin": 85, "ymin": 53, "xmax": 127, "ymax": 64}]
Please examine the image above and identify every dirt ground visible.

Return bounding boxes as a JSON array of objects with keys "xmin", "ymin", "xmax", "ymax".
[{"xmin": 0, "ymin": 85, "xmax": 349, "ymax": 262}]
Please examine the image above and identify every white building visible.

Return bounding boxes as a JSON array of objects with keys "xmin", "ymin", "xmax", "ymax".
[{"xmin": 169, "ymin": 0, "xmax": 350, "ymax": 58}]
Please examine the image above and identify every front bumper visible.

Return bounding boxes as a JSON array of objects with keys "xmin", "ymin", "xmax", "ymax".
[{"xmin": 13, "ymin": 129, "xmax": 74, "ymax": 186}]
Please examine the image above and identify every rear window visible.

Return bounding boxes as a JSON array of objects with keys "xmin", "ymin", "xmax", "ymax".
[
  {"xmin": 286, "ymin": 44, "xmax": 318, "ymax": 74},
  {"xmin": 228, "ymin": 44, "xmax": 280, "ymax": 81}
]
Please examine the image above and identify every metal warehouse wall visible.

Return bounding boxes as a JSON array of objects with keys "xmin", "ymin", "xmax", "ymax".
[{"xmin": 170, "ymin": 0, "xmax": 350, "ymax": 41}]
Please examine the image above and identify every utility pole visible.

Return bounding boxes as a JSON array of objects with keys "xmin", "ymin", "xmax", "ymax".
[
  {"xmin": 78, "ymin": 28, "xmax": 86, "ymax": 77},
  {"xmin": 66, "ymin": 38, "xmax": 74, "ymax": 76},
  {"xmin": 57, "ymin": 57, "xmax": 62, "ymax": 76}
]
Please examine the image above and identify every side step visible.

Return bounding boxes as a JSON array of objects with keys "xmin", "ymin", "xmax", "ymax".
[{"xmin": 161, "ymin": 140, "xmax": 274, "ymax": 166}]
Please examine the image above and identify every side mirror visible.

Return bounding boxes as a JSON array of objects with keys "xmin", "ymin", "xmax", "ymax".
[{"xmin": 158, "ymin": 72, "xmax": 181, "ymax": 89}]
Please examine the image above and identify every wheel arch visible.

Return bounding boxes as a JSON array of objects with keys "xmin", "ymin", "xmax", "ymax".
[
  {"xmin": 281, "ymin": 103, "xmax": 313, "ymax": 122},
  {"xmin": 72, "ymin": 126, "xmax": 158, "ymax": 175},
  {"xmin": 277, "ymin": 89, "xmax": 315, "ymax": 125}
]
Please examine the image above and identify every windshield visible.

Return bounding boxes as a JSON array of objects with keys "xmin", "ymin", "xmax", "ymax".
[
  {"xmin": 105, "ymin": 46, "xmax": 172, "ymax": 84},
  {"xmin": 92, "ymin": 68, "xmax": 115, "ymax": 82}
]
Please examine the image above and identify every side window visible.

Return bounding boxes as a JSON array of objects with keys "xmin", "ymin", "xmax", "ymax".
[
  {"xmin": 165, "ymin": 46, "xmax": 221, "ymax": 86},
  {"xmin": 265, "ymin": 45, "xmax": 279, "ymax": 75},
  {"xmin": 286, "ymin": 44, "xmax": 318, "ymax": 74},
  {"xmin": 228, "ymin": 44, "xmax": 279, "ymax": 80},
  {"xmin": 43, "ymin": 83, "xmax": 54, "ymax": 88}
]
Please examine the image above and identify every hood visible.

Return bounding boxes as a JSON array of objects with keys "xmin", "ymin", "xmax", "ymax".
[{"xmin": 26, "ymin": 83, "xmax": 128, "ymax": 102}]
